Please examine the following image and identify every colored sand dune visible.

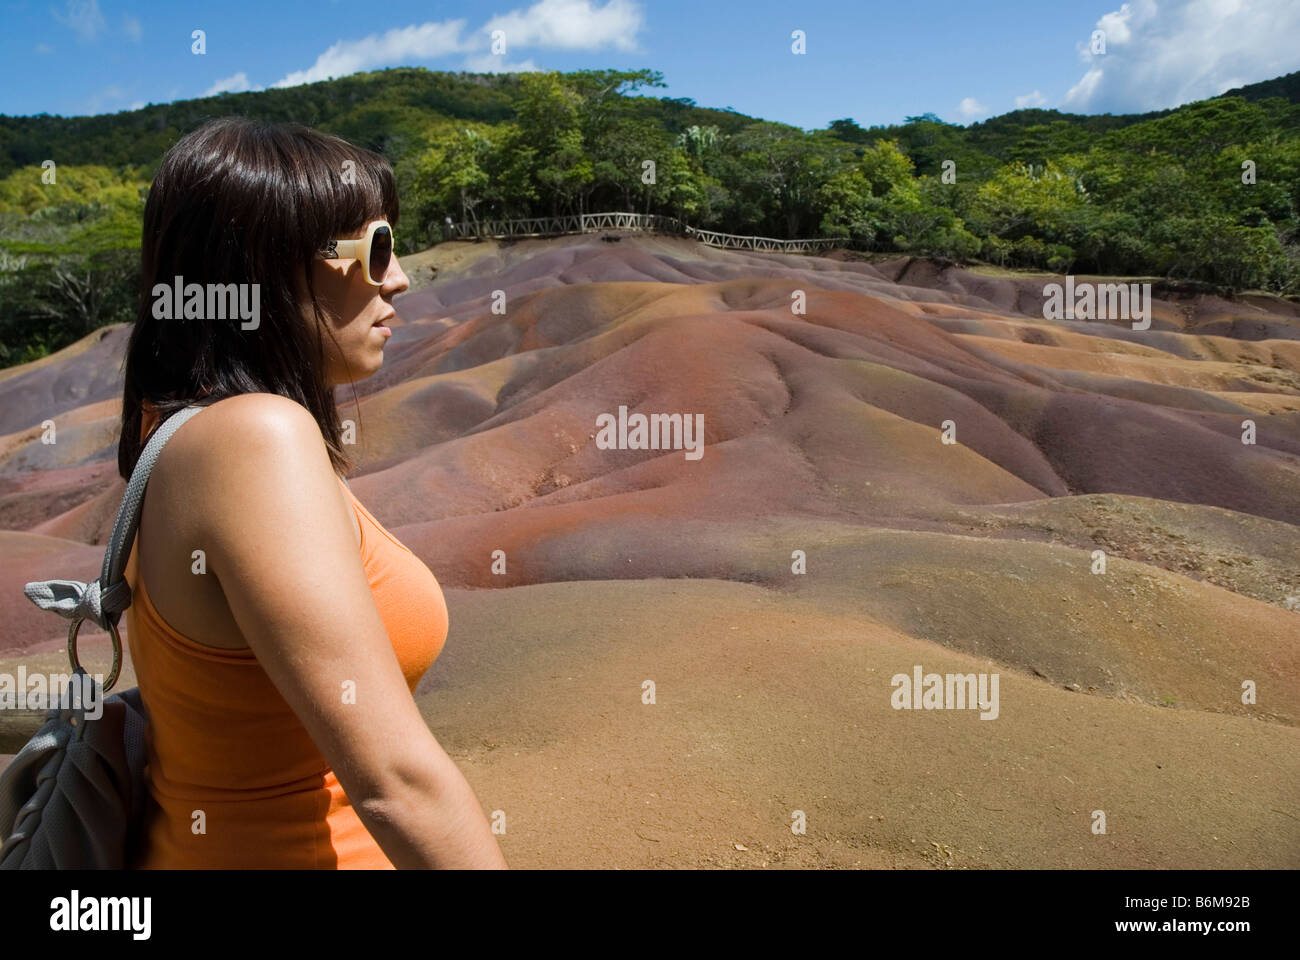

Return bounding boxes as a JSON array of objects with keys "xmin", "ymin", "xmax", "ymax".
[{"xmin": 2, "ymin": 234, "xmax": 1297, "ymax": 867}]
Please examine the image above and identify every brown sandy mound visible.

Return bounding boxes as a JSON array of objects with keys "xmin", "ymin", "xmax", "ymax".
[
  {"xmin": 5, "ymin": 578, "xmax": 1293, "ymax": 867},
  {"xmin": 410, "ymin": 579, "xmax": 1298, "ymax": 868}
]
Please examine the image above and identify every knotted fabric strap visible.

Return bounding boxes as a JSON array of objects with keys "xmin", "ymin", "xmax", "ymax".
[
  {"xmin": 23, "ymin": 403, "xmax": 208, "ymax": 631},
  {"xmin": 22, "ymin": 579, "xmax": 132, "ymax": 632}
]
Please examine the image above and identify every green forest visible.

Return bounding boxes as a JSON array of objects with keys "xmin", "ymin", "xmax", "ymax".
[{"xmin": 1, "ymin": 66, "xmax": 1298, "ymax": 367}]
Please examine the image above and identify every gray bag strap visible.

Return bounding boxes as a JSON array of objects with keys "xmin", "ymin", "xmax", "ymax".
[{"xmin": 22, "ymin": 403, "xmax": 208, "ymax": 633}]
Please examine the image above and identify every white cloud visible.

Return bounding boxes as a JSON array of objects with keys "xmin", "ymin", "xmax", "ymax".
[
  {"xmin": 1094, "ymin": 1, "xmax": 1141, "ymax": 47},
  {"xmin": 461, "ymin": 53, "xmax": 541, "ymax": 73},
  {"xmin": 34, "ymin": 42, "xmax": 55, "ymax": 54},
  {"xmin": 85, "ymin": 83, "xmax": 124, "ymax": 113},
  {"xmin": 204, "ymin": 72, "xmax": 258, "ymax": 96},
  {"xmin": 129, "ymin": 100, "xmax": 146, "ymax": 110},
  {"xmin": 1063, "ymin": 0, "xmax": 1300, "ymax": 113},
  {"xmin": 52, "ymin": 0, "xmax": 106, "ymax": 42},
  {"xmin": 957, "ymin": 96, "xmax": 988, "ymax": 120},
  {"xmin": 123, "ymin": 14, "xmax": 142, "ymax": 43},
  {"xmin": 479, "ymin": 0, "xmax": 643, "ymax": 52},
  {"xmin": 1067, "ymin": 66, "xmax": 1104, "ymax": 107},
  {"xmin": 273, "ymin": 20, "xmax": 470, "ymax": 88},
  {"xmin": 272, "ymin": 1, "xmax": 645, "ymax": 89},
  {"xmin": 1015, "ymin": 90, "xmax": 1047, "ymax": 109}
]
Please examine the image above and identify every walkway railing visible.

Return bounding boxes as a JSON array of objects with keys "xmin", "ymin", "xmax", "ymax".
[{"xmin": 445, "ymin": 212, "xmax": 838, "ymax": 254}]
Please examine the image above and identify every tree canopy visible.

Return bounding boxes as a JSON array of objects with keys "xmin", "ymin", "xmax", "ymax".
[{"xmin": 2, "ymin": 66, "xmax": 1299, "ymax": 366}]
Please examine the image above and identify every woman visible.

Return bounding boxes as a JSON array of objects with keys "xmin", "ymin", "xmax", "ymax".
[{"xmin": 117, "ymin": 117, "xmax": 507, "ymax": 868}]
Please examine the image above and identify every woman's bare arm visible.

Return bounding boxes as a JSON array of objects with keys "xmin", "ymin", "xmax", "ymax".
[{"xmin": 176, "ymin": 392, "xmax": 506, "ymax": 868}]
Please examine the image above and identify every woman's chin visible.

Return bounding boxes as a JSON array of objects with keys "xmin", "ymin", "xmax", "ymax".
[{"xmin": 337, "ymin": 350, "xmax": 384, "ymax": 383}]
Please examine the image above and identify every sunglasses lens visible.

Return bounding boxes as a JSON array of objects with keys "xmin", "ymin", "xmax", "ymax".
[{"xmin": 370, "ymin": 225, "xmax": 392, "ymax": 283}]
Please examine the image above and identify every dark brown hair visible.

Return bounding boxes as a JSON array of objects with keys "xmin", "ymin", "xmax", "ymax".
[{"xmin": 117, "ymin": 116, "xmax": 398, "ymax": 479}]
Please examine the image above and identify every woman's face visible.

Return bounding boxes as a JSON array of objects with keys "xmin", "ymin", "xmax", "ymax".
[{"xmin": 309, "ymin": 219, "xmax": 409, "ymax": 386}]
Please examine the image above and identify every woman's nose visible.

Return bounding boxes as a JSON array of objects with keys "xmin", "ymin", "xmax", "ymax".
[{"xmin": 384, "ymin": 257, "xmax": 410, "ymax": 296}]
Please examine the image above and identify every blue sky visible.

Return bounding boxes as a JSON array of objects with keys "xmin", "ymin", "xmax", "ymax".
[{"xmin": 3, "ymin": 0, "xmax": 1299, "ymax": 127}]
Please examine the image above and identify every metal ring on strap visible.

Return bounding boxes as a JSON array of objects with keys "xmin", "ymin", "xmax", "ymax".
[{"xmin": 67, "ymin": 615, "xmax": 121, "ymax": 693}]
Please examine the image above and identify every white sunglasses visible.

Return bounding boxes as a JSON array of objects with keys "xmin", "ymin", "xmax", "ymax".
[{"xmin": 315, "ymin": 220, "xmax": 394, "ymax": 286}]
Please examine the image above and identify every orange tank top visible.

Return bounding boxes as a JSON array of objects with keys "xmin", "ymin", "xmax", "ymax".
[{"xmin": 122, "ymin": 402, "xmax": 449, "ymax": 868}]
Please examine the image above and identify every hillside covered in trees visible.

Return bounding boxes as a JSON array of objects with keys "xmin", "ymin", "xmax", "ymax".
[{"xmin": 1, "ymin": 66, "xmax": 1298, "ymax": 366}]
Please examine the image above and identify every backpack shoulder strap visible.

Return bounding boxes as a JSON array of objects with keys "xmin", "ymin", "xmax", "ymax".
[{"xmin": 23, "ymin": 403, "xmax": 209, "ymax": 631}]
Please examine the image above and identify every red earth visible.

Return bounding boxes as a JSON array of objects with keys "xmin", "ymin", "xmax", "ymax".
[{"xmin": 2, "ymin": 234, "xmax": 1297, "ymax": 867}]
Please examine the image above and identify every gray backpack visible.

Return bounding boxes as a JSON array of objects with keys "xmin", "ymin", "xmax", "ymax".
[{"xmin": 0, "ymin": 403, "xmax": 205, "ymax": 868}]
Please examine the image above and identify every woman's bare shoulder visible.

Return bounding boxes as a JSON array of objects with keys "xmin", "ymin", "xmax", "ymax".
[
  {"xmin": 170, "ymin": 393, "xmax": 321, "ymax": 458},
  {"xmin": 189, "ymin": 392, "xmax": 318, "ymax": 433},
  {"xmin": 159, "ymin": 393, "xmax": 335, "ymax": 514}
]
